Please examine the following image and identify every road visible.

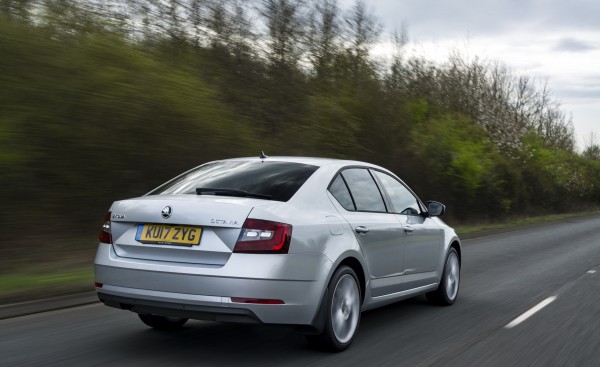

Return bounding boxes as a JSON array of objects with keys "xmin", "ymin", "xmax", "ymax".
[{"xmin": 2, "ymin": 216, "xmax": 600, "ymax": 366}]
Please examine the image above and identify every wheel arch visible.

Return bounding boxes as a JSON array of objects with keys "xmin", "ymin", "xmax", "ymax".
[
  {"xmin": 305, "ymin": 253, "xmax": 367, "ymax": 335},
  {"xmin": 449, "ymin": 239, "xmax": 462, "ymax": 265},
  {"xmin": 337, "ymin": 256, "xmax": 367, "ymax": 303}
]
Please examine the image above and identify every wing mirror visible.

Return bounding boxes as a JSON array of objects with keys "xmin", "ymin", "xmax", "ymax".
[{"xmin": 426, "ymin": 201, "xmax": 445, "ymax": 217}]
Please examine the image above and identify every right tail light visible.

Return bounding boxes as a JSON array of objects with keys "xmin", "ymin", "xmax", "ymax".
[{"xmin": 233, "ymin": 219, "xmax": 292, "ymax": 254}]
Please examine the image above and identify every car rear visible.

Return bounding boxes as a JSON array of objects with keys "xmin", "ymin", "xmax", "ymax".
[{"xmin": 94, "ymin": 159, "xmax": 333, "ymax": 325}]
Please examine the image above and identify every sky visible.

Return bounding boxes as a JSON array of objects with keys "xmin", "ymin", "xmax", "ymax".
[{"xmin": 343, "ymin": 0, "xmax": 600, "ymax": 150}]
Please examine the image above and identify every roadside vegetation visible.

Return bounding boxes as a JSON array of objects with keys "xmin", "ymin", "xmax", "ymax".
[
  {"xmin": 1, "ymin": 0, "xmax": 600, "ymax": 285},
  {"xmin": 455, "ymin": 210, "xmax": 600, "ymax": 236},
  {"xmin": 0, "ymin": 266, "xmax": 92, "ymax": 303}
]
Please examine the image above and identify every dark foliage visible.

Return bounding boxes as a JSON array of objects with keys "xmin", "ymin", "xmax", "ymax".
[{"xmin": 1, "ymin": 0, "xmax": 598, "ymax": 259}]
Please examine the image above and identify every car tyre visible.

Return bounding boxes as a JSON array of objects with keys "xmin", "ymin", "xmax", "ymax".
[
  {"xmin": 427, "ymin": 248, "xmax": 460, "ymax": 306},
  {"xmin": 138, "ymin": 314, "xmax": 188, "ymax": 330},
  {"xmin": 306, "ymin": 265, "xmax": 361, "ymax": 352}
]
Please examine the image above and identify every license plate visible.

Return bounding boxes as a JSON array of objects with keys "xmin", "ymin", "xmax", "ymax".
[{"xmin": 135, "ymin": 224, "xmax": 202, "ymax": 246}]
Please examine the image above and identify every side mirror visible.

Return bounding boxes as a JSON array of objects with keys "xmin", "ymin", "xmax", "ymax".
[{"xmin": 426, "ymin": 201, "xmax": 445, "ymax": 217}]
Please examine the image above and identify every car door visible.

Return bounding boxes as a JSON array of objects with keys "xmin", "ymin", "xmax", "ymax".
[
  {"xmin": 329, "ymin": 168, "xmax": 405, "ymax": 297},
  {"xmin": 371, "ymin": 170, "xmax": 445, "ymax": 291}
]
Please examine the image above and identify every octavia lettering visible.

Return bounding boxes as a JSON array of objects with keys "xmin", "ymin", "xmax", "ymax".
[
  {"xmin": 136, "ymin": 224, "xmax": 202, "ymax": 246},
  {"xmin": 211, "ymin": 219, "xmax": 239, "ymax": 226}
]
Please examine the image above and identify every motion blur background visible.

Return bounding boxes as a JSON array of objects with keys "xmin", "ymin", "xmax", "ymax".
[{"xmin": 1, "ymin": 0, "xmax": 599, "ymax": 300}]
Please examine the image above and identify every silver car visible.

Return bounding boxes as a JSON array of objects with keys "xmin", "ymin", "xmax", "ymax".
[{"xmin": 95, "ymin": 156, "xmax": 461, "ymax": 351}]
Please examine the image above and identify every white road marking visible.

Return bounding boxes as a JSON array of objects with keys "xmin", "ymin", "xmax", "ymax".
[
  {"xmin": 505, "ymin": 296, "xmax": 557, "ymax": 329},
  {"xmin": 588, "ymin": 270, "xmax": 597, "ymax": 274}
]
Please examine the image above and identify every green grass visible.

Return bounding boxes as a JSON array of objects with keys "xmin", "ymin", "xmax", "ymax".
[
  {"xmin": 455, "ymin": 210, "xmax": 600, "ymax": 235},
  {"xmin": 0, "ymin": 266, "xmax": 93, "ymax": 302}
]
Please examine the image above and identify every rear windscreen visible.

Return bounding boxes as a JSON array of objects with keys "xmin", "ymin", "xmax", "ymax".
[{"xmin": 148, "ymin": 161, "xmax": 319, "ymax": 202}]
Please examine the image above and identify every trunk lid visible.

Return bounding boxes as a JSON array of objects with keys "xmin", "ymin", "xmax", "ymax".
[{"xmin": 109, "ymin": 195, "xmax": 266, "ymax": 266}]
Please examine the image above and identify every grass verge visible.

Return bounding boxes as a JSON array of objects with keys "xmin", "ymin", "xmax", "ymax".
[
  {"xmin": 0, "ymin": 266, "xmax": 93, "ymax": 304},
  {"xmin": 455, "ymin": 210, "xmax": 600, "ymax": 235}
]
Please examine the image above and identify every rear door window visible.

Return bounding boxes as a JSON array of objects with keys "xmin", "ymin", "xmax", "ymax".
[
  {"xmin": 341, "ymin": 168, "xmax": 386, "ymax": 212},
  {"xmin": 328, "ymin": 174, "xmax": 355, "ymax": 211}
]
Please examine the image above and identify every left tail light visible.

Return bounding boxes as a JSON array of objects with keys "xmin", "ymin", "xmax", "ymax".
[
  {"xmin": 99, "ymin": 211, "xmax": 112, "ymax": 244},
  {"xmin": 233, "ymin": 219, "xmax": 292, "ymax": 254}
]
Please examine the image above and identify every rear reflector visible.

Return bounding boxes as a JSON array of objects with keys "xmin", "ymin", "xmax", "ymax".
[
  {"xmin": 233, "ymin": 218, "xmax": 292, "ymax": 254},
  {"xmin": 99, "ymin": 211, "xmax": 112, "ymax": 244},
  {"xmin": 94, "ymin": 282, "xmax": 103, "ymax": 288},
  {"xmin": 231, "ymin": 297, "xmax": 285, "ymax": 305}
]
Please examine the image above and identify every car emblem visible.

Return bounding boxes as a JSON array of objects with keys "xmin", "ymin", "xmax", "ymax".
[{"xmin": 161, "ymin": 206, "xmax": 172, "ymax": 219}]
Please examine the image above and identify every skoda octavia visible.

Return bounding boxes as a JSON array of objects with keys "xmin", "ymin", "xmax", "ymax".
[{"xmin": 95, "ymin": 156, "xmax": 461, "ymax": 351}]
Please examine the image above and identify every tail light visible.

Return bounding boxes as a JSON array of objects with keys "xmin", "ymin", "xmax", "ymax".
[
  {"xmin": 233, "ymin": 219, "xmax": 292, "ymax": 254},
  {"xmin": 99, "ymin": 211, "xmax": 112, "ymax": 244}
]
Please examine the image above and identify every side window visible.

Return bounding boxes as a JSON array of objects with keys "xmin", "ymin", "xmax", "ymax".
[
  {"xmin": 341, "ymin": 169, "xmax": 386, "ymax": 212},
  {"xmin": 328, "ymin": 175, "xmax": 355, "ymax": 211},
  {"xmin": 373, "ymin": 171, "xmax": 421, "ymax": 215}
]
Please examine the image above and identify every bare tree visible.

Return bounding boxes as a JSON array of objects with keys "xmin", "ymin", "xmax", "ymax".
[
  {"xmin": 0, "ymin": 0, "xmax": 35, "ymax": 21},
  {"xmin": 203, "ymin": 0, "xmax": 255, "ymax": 60},
  {"xmin": 260, "ymin": 0, "xmax": 307, "ymax": 70},
  {"xmin": 306, "ymin": 0, "xmax": 340, "ymax": 80},
  {"xmin": 343, "ymin": 0, "xmax": 381, "ymax": 76},
  {"xmin": 187, "ymin": 0, "xmax": 207, "ymax": 46},
  {"xmin": 165, "ymin": 0, "xmax": 184, "ymax": 43},
  {"xmin": 582, "ymin": 132, "xmax": 600, "ymax": 160},
  {"xmin": 205, "ymin": 0, "xmax": 230, "ymax": 49},
  {"xmin": 385, "ymin": 23, "xmax": 409, "ymax": 93},
  {"xmin": 228, "ymin": 0, "xmax": 255, "ymax": 61}
]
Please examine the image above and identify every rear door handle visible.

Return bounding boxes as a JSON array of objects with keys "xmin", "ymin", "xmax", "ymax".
[
  {"xmin": 404, "ymin": 225, "xmax": 415, "ymax": 234},
  {"xmin": 355, "ymin": 226, "xmax": 369, "ymax": 234}
]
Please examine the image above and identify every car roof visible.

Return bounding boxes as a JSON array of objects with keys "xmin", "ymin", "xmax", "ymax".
[{"xmin": 221, "ymin": 156, "xmax": 383, "ymax": 170}]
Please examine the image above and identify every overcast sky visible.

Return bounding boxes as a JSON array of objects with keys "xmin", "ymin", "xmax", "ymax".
[{"xmin": 342, "ymin": 0, "xmax": 600, "ymax": 149}]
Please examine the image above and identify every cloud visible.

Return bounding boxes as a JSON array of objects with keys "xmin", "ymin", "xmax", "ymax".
[
  {"xmin": 341, "ymin": 0, "xmax": 600, "ymax": 41},
  {"xmin": 539, "ymin": 0, "xmax": 600, "ymax": 32},
  {"xmin": 338, "ymin": 0, "xmax": 600, "ymax": 148},
  {"xmin": 554, "ymin": 76, "xmax": 600, "ymax": 104},
  {"xmin": 554, "ymin": 38, "xmax": 596, "ymax": 52},
  {"xmin": 556, "ymin": 88, "xmax": 600, "ymax": 102}
]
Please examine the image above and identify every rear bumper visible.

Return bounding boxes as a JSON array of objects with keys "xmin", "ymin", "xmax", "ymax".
[
  {"xmin": 98, "ymin": 291, "xmax": 261, "ymax": 324},
  {"xmin": 94, "ymin": 243, "xmax": 332, "ymax": 325}
]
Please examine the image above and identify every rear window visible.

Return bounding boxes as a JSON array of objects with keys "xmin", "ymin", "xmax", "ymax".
[{"xmin": 148, "ymin": 161, "xmax": 319, "ymax": 202}]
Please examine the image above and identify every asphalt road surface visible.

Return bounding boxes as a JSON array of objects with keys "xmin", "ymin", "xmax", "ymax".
[{"xmin": 2, "ymin": 216, "xmax": 600, "ymax": 367}]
